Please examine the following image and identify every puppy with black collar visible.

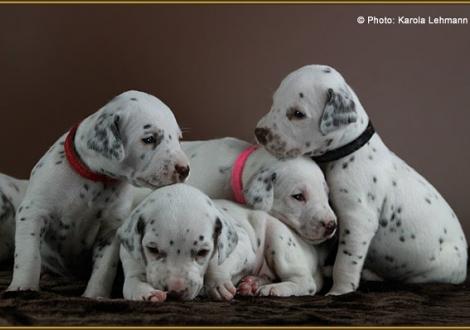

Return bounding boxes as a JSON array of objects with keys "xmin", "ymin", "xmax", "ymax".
[{"xmin": 255, "ymin": 65, "xmax": 467, "ymax": 295}]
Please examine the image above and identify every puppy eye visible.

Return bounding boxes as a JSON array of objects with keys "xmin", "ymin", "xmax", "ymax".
[
  {"xmin": 142, "ymin": 136, "xmax": 156, "ymax": 144},
  {"xmin": 287, "ymin": 107, "xmax": 307, "ymax": 120},
  {"xmin": 291, "ymin": 193, "xmax": 306, "ymax": 202},
  {"xmin": 293, "ymin": 110, "xmax": 306, "ymax": 119},
  {"xmin": 196, "ymin": 249, "xmax": 209, "ymax": 258},
  {"xmin": 146, "ymin": 246, "xmax": 160, "ymax": 254}
]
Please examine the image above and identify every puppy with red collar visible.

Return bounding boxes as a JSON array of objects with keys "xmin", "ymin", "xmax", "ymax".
[{"xmin": 7, "ymin": 90, "xmax": 189, "ymax": 298}]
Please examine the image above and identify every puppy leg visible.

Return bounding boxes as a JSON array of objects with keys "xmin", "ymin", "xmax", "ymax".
[
  {"xmin": 83, "ymin": 231, "xmax": 120, "ymax": 298},
  {"xmin": 7, "ymin": 205, "xmax": 46, "ymax": 291},
  {"xmin": 257, "ymin": 220, "xmax": 319, "ymax": 297},
  {"xmin": 205, "ymin": 229, "xmax": 255, "ymax": 301},
  {"xmin": 205, "ymin": 262, "xmax": 238, "ymax": 301},
  {"xmin": 327, "ymin": 207, "xmax": 378, "ymax": 296},
  {"xmin": 120, "ymin": 247, "xmax": 166, "ymax": 302}
]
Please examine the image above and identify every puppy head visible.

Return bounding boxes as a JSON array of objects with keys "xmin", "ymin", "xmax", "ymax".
[
  {"xmin": 79, "ymin": 90, "xmax": 190, "ymax": 189},
  {"xmin": 244, "ymin": 152, "xmax": 336, "ymax": 243},
  {"xmin": 255, "ymin": 65, "xmax": 365, "ymax": 159},
  {"xmin": 118, "ymin": 184, "xmax": 238, "ymax": 301}
]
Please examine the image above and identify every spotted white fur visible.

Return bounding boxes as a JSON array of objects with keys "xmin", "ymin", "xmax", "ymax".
[
  {"xmin": 132, "ymin": 138, "xmax": 337, "ymax": 243},
  {"xmin": 7, "ymin": 90, "xmax": 189, "ymax": 298},
  {"xmin": 0, "ymin": 173, "xmax": 28, "ymax": 263},
  {"xmin": 256, "ymin": 65, "xmax": 467, "ymax": 295},
  {"xmin": 119, "ymin": 184, "xmax": 326, "ymax": 302}
]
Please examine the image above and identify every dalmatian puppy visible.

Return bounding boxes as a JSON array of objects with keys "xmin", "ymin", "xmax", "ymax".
[
  {"xmin": 132, "ymin": 138, "xmax": 337, "ymax": 243},
  {"xmin": 207, "ymin": 199, "xmax": 327, "ymax": 300},
  {"xmin": 7, "ymin": 90, "xmax": 190, "ymax": 298},
  {"xmin": 119, "ymin": 184, "xmax": 326, "ymax": 302},
  {"xmin": 0, "ymin": 173, "xmax": 28, "ymax": 263},
  {"xmin": 255, "ymin": 65, "xmax": 467, "ymax": 295}
]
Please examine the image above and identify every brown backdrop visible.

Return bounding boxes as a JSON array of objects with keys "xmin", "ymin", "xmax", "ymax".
[{"xmin": 0, "ymin": 4, "xmax": 469, "ymax": 233}]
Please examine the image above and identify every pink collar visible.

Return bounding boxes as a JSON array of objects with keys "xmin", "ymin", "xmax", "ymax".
[{"xmin": 231, "ymin": 145, "xmax": 259, "ymax": 204}]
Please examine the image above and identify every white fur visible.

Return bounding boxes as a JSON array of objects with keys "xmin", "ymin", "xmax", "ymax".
[
  {"xmin": 118, "ymin": 184, "xmax": 326, "ymax": 302},
  {"xmin": 132, "ymin": 138, "xmax": 337, "ymax": 243},
  {"xmin": 256, "ymin": 65, "xmax": 467, "ymax": 295},
  {"xmin": 206, "ymin": 199, "xmax": 327, "ymax": 300},
  {"xmin": 0, "ymin": 173, "xmax": 28, "ymax": 263},
  {"xmin": 7, "ymin": 90, "xmax": 189, "ymax": 298}
]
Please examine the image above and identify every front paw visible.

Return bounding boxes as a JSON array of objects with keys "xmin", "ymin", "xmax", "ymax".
[
  {"xmin": 256, "ymin": 283, "xmax": 297, "ymax": 297},
  {"xmin": 237, "ymin": 276, "xmax": 261, "ymax": 296},
  {"xmin": 207, "ymin": 281, "xmax": 236, "ymax": 301},
  {"xmin": 144, "ymin": 290, "xmax": 167, "ymax": 302},
  {"xmin": 82, "ymin": 287, "xmax": 111, "ymax": 299},
  {"xmin": 6, "ymin": 283, "xmax": 39, "ymax": 292},
  {"xmin": 326, "ymin": 284, "xmax": 356, "ymax": 296}
]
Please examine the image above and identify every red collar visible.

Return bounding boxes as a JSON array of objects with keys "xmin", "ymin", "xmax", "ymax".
[{"xmin": 64, "ymin": 123, "xmax": 118, "ymax": 184}]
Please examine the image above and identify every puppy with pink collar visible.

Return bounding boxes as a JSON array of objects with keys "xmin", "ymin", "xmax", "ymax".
[{"xmin": 132, "ymin": 137, "xmax": 337, "ymax": 244}]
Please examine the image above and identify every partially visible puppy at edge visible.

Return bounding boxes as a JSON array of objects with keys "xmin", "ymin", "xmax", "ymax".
[
  {"xmin": 119, "ymin": 184, "xmax": 327, "ymax": 302},
  {"xmin": 255, "ymin": 64, "xmax": 467, "ymax": 295},
  {"xmin": 7, "ymin": 90, "xmax": 190, "ymax": 298},
  {"xmin": 0, "ymin": 173, "xmax": 28, "ymax": 263}
]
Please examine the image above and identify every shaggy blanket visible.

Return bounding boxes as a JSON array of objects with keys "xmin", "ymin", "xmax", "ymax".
[{"xmin": 0, "ymin": 262, "xmax": 469, "ymax": 326}]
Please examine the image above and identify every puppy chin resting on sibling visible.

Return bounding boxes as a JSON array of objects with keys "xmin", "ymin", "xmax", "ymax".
[{"xmin": 119, "ymin": 183, "xmax": 330, "ymax": 301}]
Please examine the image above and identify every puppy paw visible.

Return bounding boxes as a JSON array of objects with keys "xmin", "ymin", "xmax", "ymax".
[
  {"xmin": 144, "ymin": 290, "xmax": 167, "ymax": 302},
  {"xmin": 82, "ymin": 287, "xmax": 111, "ymax": 299},
  {"xmin": 6, "ymin": 284, "xmax": 39, "ymax": 292},
  {"xmin": 237, "ymin": 275, "xmax": 272, "ymax": 296},
  {"xmin": 257, "ymin": 285, "xmax": 277, "ymax": 296},
  {"xmin": 326, "ymin": 284, "xmax": 355, "ymax": 296},
  {"xmin": 237, "ymin": 276, "xmax": 260, "ymax": 296},
  {"xmin": 207, "ymin": 281, "xmax": 236, "ymax": 301},
  {"xmin": 257, "ymin": 283, "xmax": 296, "ymax": 297}
]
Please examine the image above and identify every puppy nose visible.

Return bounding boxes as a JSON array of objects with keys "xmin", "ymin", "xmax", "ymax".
[
  {"xmin": 175, "ymin": 164, "xmax": 190, "ymax": 181},
  {"xmin": 255, "ymin": 127, "xmax": 270, "ymax": 145},
  {"xmin": 324, "ymin": 221, "xmax": 337, "ymax": 236},
  {"xmin": 167, "ymin": 277, "xmax": 186, "ymax": 292}
]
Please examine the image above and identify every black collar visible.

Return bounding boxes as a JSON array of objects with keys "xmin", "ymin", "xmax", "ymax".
[{"xmin": 311, "ymin": 121, "xmax": 375, "ymax": 163}]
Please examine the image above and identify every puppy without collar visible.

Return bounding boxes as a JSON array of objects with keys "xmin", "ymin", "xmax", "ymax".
[
  {"xmin": 256, "ymin": 65, "xmax": 467, "ymax": 295},
  {"xmin": 207, "ymin": 199, "xmax": 326, "ymax": 300},
  {"xmin": 0, "ymin": 173, "xmax": 28, "ymax": 263},
  {"xmin": 7, "ymin": 90, "xmax": 189, "ymax": 298},
  {"xmin": 132, "ymin": 138, "xmax": 337, "ymax": 244},
  {"xmin": 119, "ymin": 184, "xmax": 326, "ymax": 302}
]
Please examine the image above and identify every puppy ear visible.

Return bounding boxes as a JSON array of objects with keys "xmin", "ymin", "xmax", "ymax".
[
  {"xmin": 118, "ymin": 213, "xmax": 146, "ymax": 263},
  {"xmin": 87, "ymin": 112, "xmax": 125, "ymax": 161},
  {"xmin": 213, "ymin": 213, "xmax": 238, "ymax": 265},
  {"xmin": 319, "ymin": 87, "xmax": 357, "ymax": 135},
  {"xmin": 243, "ymin": 169, "xmax": 276, "ymax": 211}
]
